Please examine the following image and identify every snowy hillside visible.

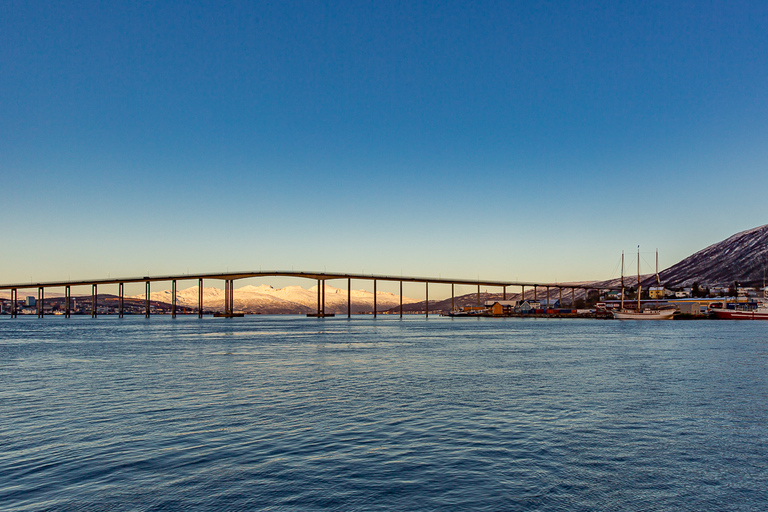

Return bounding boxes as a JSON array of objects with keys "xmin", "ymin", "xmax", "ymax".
[
  {"xmin": 659, "ymin": 224, "xmax": 768, "ymax": 287},
  {"xmin": 130, "ymin": 283, "xmax": 419, "ymax": 314}
]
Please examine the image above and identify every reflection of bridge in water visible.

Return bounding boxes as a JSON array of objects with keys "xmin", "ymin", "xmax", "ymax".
[{"xmin": 0, "ymin": 270, "xmax": 619, "ymax": 319}]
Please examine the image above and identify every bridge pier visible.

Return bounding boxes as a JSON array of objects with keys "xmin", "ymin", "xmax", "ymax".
[
  {"xmin": 224, "ymin": 279, "xmax": 235, "ymax": 315},
  {"xmin": 451, "ymin": 283, "xmax": 454, "ymax": 312},
  {"xmin": 477, "ymin": 284, "xmax": 480, "ymax": 305},
  {"xmin": 38, "ymin": 287, "xmax": 43, "ymax": 318},
  {"xmin": 559, "ymin": 287, "xmax": 562, "ymax": 308},
  {"xmin": 65, "ymin": 285, "xmax": 71, "ymax": 318},
  {"xmin": 425, "ymin": 282, "xmax": 429, "ymax": 318},
  {"xmin": 11, "ymin": 289, "xmax": 17, "ymax": 318},
  {"xmin": 347, "ymin": 278, "xmax": 351, "ymax": 318},
  {"xmin": 521, "ymin": 285, "xmax": 525, "ymax": 302},
  {"xmin": 172, "ymin": 280, "xmax": 177, "ymax": 318},
  {"xmin": 145, "ymin": 281, "xmax": 150, "ymax": 318},
  {"xmin": 503, "ymin": 285, "xmax": 506, "ymax": 301},
  {"xmin": 198, "ymin": 279, "xmax": 203, "ymax": 317},
  {"xmin": 118, "ymin": 283, "xmax": 123, "ymax": 317},
  {"xmin": 373, "ymin": 279, "xmax": 377, "ymax": 318},
  {"xmin": 534, "ymin": 285, "xmax": 537, "ymax": 302},
  {"xmin": 400, "ymin": 281, "xmax": 403, "ymax": 318},
  {"xmin": 92, "ymin": 284, "xmax": 97, "ymax": 318}
]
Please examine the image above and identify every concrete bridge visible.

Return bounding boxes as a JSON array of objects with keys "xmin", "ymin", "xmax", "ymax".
[{"xmin": 0, "ymin": 270, "xmax": 618, "ymax": 319}]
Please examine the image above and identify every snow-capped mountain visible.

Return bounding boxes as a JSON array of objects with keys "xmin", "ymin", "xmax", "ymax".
[
  {"xmin": 659, "ymin": 224, "xmax": 768, "ymax": 288},
  {"xmin": 130, "ymin": 283, "xmax": 419, "ymax": 314}
]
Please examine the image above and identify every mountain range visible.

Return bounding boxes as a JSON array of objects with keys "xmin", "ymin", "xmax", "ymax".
[{"xmin": 131, "ymin": 283, "xmax": 419, "ymax": 314}]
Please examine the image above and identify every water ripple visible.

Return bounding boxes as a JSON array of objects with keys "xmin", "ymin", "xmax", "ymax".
[{"xmin": 1, "ymin": 316, "xmax": 767, "ymax": 510}]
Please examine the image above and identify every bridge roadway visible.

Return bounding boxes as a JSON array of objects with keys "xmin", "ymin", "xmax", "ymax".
[{"xmin": 0, "ymin": 270, "xmax": 618, "ymax": 319}]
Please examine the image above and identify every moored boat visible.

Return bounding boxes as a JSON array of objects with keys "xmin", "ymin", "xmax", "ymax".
[
  {"xmin": 612, "ymin": 247, "xmax": 675, "ymax": 320},
  {"xmin": 613, "ymin": 308, "xmax": 676, "ymax": 320},
  {"xmin": 711, "ymin": 304, "xmax": 768, "ymax": 320}
]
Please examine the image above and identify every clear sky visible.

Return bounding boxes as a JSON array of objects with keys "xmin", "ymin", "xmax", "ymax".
[{"xmin": 2, "ymin": 0, "xmax": 767, "ymax": 296}]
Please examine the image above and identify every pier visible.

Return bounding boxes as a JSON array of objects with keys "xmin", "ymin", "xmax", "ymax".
[{"xmin": 0, "ymin": 270, "xmax": 617, "ymax": 318}]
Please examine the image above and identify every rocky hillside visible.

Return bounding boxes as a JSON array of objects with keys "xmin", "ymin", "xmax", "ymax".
[{"xmin": 659, "ymin": 224, "xmax": 768, "ymax": 288}]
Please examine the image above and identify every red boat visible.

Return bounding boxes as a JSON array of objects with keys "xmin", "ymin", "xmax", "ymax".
[{"xmin": 711, "ymin": 304, "xmax": 768, "ymax": 320}]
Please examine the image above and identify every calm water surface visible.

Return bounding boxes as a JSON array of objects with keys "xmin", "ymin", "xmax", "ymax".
[{"xmin": 1, "ymin": 316, "xmax": 767, "ymax": 511}]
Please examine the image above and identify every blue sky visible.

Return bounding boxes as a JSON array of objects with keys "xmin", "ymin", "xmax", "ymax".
[{"xmin": 2, "ymin": 0, "xmax": 767, "ymax": 296}]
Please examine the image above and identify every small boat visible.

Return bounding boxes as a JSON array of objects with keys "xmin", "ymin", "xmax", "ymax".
[
  {"xmin": 444, "ymin": 308, "xmax": 486, "ymax": 317},
  {"xmin": 612, "ymin": 248, "xmax": 675, "ymax": 320}
]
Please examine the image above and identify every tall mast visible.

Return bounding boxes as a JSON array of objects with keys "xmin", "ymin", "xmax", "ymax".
[
  {"xmin": 620, "ymin": 251, "xmax": 625, "ymax": 310},
  {"xmin": 637, "ymin": 246, "xmax": 641, "ymax": 311},
  {"xmin": 655, "ymin": 249, "xmax": 660, "ymax": 308}
]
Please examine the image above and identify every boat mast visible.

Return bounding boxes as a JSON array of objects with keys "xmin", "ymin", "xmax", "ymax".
[
  {"xmin": 620, "ymin": 251, "xmax": 625, "ymax": 310},
  {"xmin": 656, "ymin": 249, "xmax": 660, "ymax": 308},
  {"xmin": 637, "ymin": 246, "xmax": 641, "ymax": 311}
]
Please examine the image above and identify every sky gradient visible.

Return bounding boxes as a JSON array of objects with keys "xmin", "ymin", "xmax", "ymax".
[{"xmin": 2, "ymin": 0, "xmax": 767, "ymax": 296}]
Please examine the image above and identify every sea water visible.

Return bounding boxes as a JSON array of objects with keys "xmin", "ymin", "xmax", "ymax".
[{"xmin": 1, "ymin": 316, "xmax": 767, "ymax": 511}]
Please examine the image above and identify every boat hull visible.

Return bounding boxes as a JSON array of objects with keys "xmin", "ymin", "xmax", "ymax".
[
  {"xmin": 612, "ymin": 309, "xmax": 675, "ymax": 320},
  {"xmin": 712, "ymin": 308, "xmax": 768, "ymax": 320}
]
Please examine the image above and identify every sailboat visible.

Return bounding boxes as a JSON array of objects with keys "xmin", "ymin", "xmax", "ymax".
[{"xmin": 612, "ymin": 248, "xmax": 675, "ymax": 320}]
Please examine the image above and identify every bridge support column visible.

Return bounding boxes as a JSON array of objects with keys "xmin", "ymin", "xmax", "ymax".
[
  {"xmin": 92, "ymin": 284, "xmax": 98, "ymax": 318},
  {"xmin": 451, "ymin": 283, "xmax": 455, "ymax": 312},
  {"xmin": 316, "ymin": 279, "xmax": 321, "ymax": 315},
  {"xmin": 546, "ymin": 287, "xmax": 550, "ymax": 308},
  {"xmin": 145, "ymin": 281, "xmax": 150, "ymax": 318},
  {"xmin": 118, "ymin": 283, "xmax": 123, "ymax": 318},
  {"xmin": 425, "ymin": 282, "xmax": 429, "ymax": 318},
  {"xmin": 225, "ymin": 280, "xmax": 234, "ymax": 315},
  {"xmin": 347, "ymin": 278, "xmax": 351, "ymax": 318},
  {"xmin": 65, "ymin": 285, "xmax": 71, "ymax": 318},
  {"xmin": 521, "ymin": 285, "xmax": 525, "ymax": 302},
  {"xmin": 198, "ymin": 279, "xmax": 203, "ymax": 317},
  {"xmin": 373, "ymin": 280, "xmax": 377, "ymax": 318},
  {"xmin": 38, "ymin": 287, "xmax": 43, "ymax": 318},
  {"xmin": 224, "ymin": 280, "xmax": 229, "ymax": 315},
  {"xmin": 559, "ymin": 287, "xmax": 562, "ymax": 308},
  {"xmin": 477, "ymin": 284, "xmax": 480, "ymax": 305},
  {"xmin": 172, "ymin": 280, "xmax": 177, "ymax": 318},
  {"xmin": 534, "ymin": 285, "xmax": 537, "ymax": 301},
  {"xmin": 321, "ymin": 280, "xmax": 325, "ymax": 316},
  {"xmin": 503, "ymin": 285, "xmax": 506, "ymax": 301},
  {"xmin": 571, "ymin": 288, "xmax": 575, "ymax": 307},
  {"xmin": 400, "ymin": 281, "xmax": 403, "ymax": 318},
  {"xmin": 11, "ymin": 289, "xmax": 17, "ymax": 318}
]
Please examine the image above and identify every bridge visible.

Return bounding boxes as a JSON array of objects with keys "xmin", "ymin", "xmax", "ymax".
[{"xmin": 0, "ymin": 270, "xmax": 618, "ymax": 319}]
